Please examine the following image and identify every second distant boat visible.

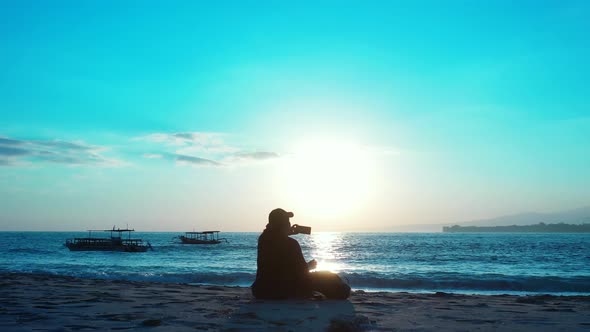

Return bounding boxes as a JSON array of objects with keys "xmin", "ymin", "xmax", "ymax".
[{"xmin": 178, "ymin": 231, "xmax": 226, "ymax": 244}]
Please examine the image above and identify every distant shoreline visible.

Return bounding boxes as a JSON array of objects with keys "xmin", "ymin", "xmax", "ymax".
[{"xmin": 443, "ymin": 223, "xmax": 590, "ymax": 233}]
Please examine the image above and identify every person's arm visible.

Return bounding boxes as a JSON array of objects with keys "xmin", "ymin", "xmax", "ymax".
[
  {"xmin": 286, "ymin": 238, "xmax": 314, "ymax": 297},
  {"xmin": 289, "ymin": 239, "xmax": 311, "ymax": 274}
]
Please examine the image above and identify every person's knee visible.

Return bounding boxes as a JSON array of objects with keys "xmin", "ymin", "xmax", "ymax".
[{"xmin": 310, "ymin": 272, "xmax": 351, "ymax": 299}]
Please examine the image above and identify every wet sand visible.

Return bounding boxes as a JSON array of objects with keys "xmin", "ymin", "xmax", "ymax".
[{"xmin": 0, "ymin": 273, "xmax": 589, "ymax": 331}]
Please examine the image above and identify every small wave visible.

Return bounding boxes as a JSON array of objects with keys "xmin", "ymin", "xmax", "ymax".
[
  {"xmin": 5, "ymin": 267, "xmax": 589, "ymax": 294},
  {"xmin": 8, "ymin": 248, "xmax": 54, "ymax": 255},
  {"xmin": 65, "ymin": 271, "xmax": 257, "ymax": 286},
  {"xmin": 342, "ymin": 272, "xmax": 590, "ymax": 293}
]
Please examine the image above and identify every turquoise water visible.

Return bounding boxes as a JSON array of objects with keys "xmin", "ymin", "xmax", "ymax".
[{"xmin": 1, "ymin": 232, "xmax": 589, "ymax": 295}]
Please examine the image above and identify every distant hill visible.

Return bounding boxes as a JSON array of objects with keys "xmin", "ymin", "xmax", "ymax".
[
  {"xmin": 458, "ymin": 206, "xmax": 590, "ymax": 227},
  {"xmin": 383, "ymin": 206, "xmax": 590, "ymax": 233},
  {"xmin": 443, "ymin": 223, "xmax": 590, "ymax": 233}
]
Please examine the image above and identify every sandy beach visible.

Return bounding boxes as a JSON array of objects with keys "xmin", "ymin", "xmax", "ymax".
[{"xmin": 0, "ymin": 273, "xmax": 588, "ymax": 331}]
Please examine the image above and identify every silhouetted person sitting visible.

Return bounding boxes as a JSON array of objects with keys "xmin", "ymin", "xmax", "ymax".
[
  {"xmin": 251, "ymin": 208, "xmax": 314, "ymax": 299},
  {"xmin": 251, "ymin": 208, "xmax": 350, "ymax": 300}
]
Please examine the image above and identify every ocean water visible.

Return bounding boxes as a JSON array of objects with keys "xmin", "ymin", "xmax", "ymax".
[{"xmin": 1, "ymin": 232, "xmax": 589, "ymax": 295}]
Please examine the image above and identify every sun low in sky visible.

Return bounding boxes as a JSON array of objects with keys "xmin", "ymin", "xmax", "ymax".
[
  {"xmin": 1, "ymin": 1, "xmax": 589, "ymax": 231},
  {"xmin": 282, "ymin": 139, "xmax": 376, "ymax": 220}
]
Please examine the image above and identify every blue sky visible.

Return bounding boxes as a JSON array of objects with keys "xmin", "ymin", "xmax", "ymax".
[{"xmin": 1, "ymin": 1, "xmax": 589, "ymax": 231}]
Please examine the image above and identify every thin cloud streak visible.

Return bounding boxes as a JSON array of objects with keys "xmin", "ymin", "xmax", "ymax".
[
  {"xmin": 0, "ymin": 137, "xmax": 24, "ymax": 146},
  {"xmin": 175, "ymin": 154, "xmax": 222, "ymax": 166},
  {"xmin": 141, "ymin": 151, "xmax": 222, "ymax": 166},
  {"xmin": 0, "ymin": 146, "xmax": 30, "ymax": 156},
  {"xmin": 232, "ymin": 152, "xmax": 279, "ymax": 160},
  {"xmin": 0, "ymin": 136, "xmax": 123, "ymax": 167},
  {"xmin": 138, "ymin": 132, "xmax": 224, "ymax": 146},
  {"xmin": 222, "ymin": 151, "xmax": 281, "ymax": 165},
  {"xmin": 139, "ymin": 131, "xmax": 281, "ymax": 167}
]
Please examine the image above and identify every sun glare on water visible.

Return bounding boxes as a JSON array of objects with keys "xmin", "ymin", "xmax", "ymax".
[
  {"xmin": 282, "ymin": 139, "xmax": 373, "ymax": 220},
  {"xmin": 310, "ymin": 232, "xmax": 345, "ymax": 272}
]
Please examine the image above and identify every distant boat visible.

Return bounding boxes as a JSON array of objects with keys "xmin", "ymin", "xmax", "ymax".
[
  {"xmin": 178, "ymin": 231, "xmax": 226, "ymax": 244},
  {"xmin": 65, "ymin": 226, "xmax": 152, "ymax": 252}
]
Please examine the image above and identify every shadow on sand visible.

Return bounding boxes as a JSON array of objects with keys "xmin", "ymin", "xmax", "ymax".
[{"xmin": 223, "ymin": 299, "xmax": 365, "ymax": 331}]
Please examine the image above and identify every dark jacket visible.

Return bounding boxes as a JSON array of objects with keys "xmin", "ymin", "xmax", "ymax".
[{"xmin": 251, "ymin": 230, "xmax": 312, "ymax": 299}]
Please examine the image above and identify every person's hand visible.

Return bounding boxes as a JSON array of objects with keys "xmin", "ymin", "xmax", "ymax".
[
  {"xmin": 308, "ymin": 259, "xmax": 317, "ymax": 270},
  {"xmin": 290, "ymin": 224, "xmax": 300, "ymax": 235}
]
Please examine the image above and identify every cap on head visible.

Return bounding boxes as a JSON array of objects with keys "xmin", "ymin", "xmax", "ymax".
[
  {"xmin": 266, "ymin": 208, "xmax": 294, "ymax": 233},
  {"xmin": 268, "ymin": 208, "xmax": 294, "ymax": 223}
]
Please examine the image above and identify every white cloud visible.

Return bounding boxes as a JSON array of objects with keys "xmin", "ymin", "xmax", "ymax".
[{"xmin": 138, "ymin": 131, "xmax": 280, "ymax": 168}]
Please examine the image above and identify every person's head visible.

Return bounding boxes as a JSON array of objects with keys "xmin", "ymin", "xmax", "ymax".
[{"xmin": 265, "ymin": 208, "xmax": 294, "ymax": 237}]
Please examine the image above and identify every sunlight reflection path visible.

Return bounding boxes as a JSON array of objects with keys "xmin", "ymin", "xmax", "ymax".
[{"xmin": 310, "ymin": 232, "xmax": 345, "ymax": 273}]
